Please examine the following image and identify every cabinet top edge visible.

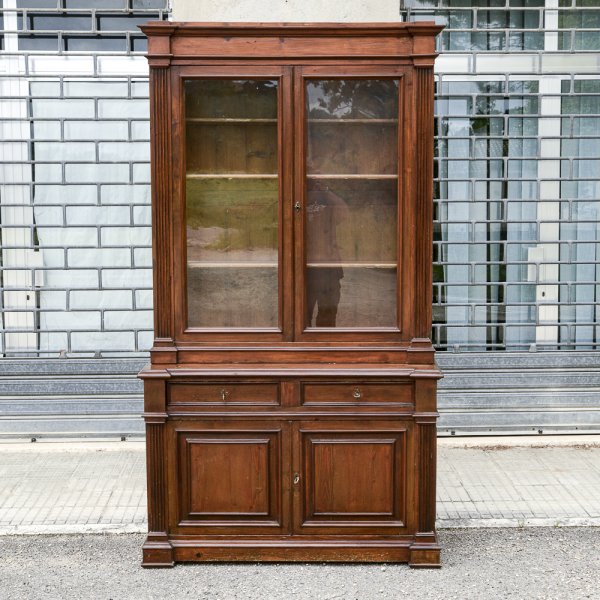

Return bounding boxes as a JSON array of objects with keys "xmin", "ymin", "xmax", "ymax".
[
  {"xmin": 139, "ymin": 365, "xmax": 443, "ymax": 380},
  {"xmin": 139, "ymin": 21, "xmax": 445, "ymax": 38}
]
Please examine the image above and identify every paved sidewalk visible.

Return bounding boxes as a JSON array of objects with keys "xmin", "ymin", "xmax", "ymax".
[{"xmin": 1, "ymin": 437, "xmax": 599, "ymax": 534}]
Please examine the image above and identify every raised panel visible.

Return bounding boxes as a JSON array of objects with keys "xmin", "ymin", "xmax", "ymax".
[
  {"xmin": 295, "ymin": 421, "xmax": 409, "ymax": 534},
  {"xmin": 312, "ymin": 440, "xmax": 395, "ymax": 515},
  {"xmin": 170, "ymin": 34, "xmax": 413, "ymax": 59},
  {"xmin": 173, "ymin": 421, "xmax": 289, "ymax": 534},
  {"xmin": 189, "ymin": 438, "xmax": 270, "ymax": 515}
]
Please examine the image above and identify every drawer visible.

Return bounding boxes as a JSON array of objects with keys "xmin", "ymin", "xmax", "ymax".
[
  {"xmin": 302, "ymin": 382, "xmax": 413, "ymax": 406},
  {"xmin": 169, "ymin": 383, "xmax": 280, "ymax": 406}
]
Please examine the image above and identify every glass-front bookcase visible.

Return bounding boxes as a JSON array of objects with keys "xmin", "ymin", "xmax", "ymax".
[{"xmin": 141, "ymin": 22, "xmax": 443, "ymax": 569}]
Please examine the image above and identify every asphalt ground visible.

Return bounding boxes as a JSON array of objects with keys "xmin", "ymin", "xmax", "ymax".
[{"xmin": 0, "ymin": 528, "xmax": 598, "ymax": 600}]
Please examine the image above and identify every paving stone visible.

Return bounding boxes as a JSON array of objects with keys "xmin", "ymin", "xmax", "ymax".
[{"xmin": 0, "ymin": 443, "xmax": 599, "ymax": 533}]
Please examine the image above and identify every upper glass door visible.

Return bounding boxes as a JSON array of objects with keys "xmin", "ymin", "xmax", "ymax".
[
  {"xmin": 299, "ymin": 75, "xmax": 401, "ymax": 333},
  {"xmin": 184, "ymin": 77, "xmax": 281, "ymax": 330}
]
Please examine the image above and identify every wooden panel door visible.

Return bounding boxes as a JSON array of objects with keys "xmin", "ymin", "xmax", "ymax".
[
  {"xmin": 293, "ymin": 420, "xmax": 411, "ymax": 535},
  {"xmin": 170, "ymin": 420, "xmax": 291, "ymax": 535}
]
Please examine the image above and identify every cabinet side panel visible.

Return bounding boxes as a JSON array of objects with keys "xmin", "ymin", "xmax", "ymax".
[
  {"xmin": 143, "ymin": 410, "xmax": 174, "ymax": 567},
  {"xmin": 414, "ymin": 66, "xmax": 434, "ymax": 340},
  {"xmin": 146, "ymin": 421, "xmax": 168, "ymax": 534},
  {"xmin": 415, "ymin": 377, "xmax": 438, "ymax": 535},
  {"xmin": 417, "ymin": 420, "xmax": 436, "ymax": 533},
  {"xmin": 150, "ymin": 67, "xmax": 173, "ymax": 343}
]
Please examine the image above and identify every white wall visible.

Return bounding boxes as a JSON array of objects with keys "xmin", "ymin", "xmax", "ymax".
[{"xmin": 172, "ymin": 0, "xmax": 401, "ymax": 22}]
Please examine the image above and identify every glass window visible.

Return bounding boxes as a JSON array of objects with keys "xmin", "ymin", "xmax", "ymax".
[
  {"xmin": 304, "ymin": 79, "xmax": 399, "ymax": 329},
  {"xmin": 18, "ymin": 35, "xmax": 59, "ymax": 51},
  {"xmin": 64, "ymin": 0, "xmax": 127, "ymax": 7},
  {"xmin": 64, "ymin": 36, "xmax": 127, "ymax": 52},
  {"xmin": 97, "ymin": 15, "xmax": 150, "ymax": 31},
  {"xmin": 30, "ymin": 14, "xmax": 92, "ymax": 31},
  {"xmin": 185, "ymin": 79, "xmax": 279, "ymax": 329}
]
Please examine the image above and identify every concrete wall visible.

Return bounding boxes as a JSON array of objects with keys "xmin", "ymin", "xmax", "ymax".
[{"xmin": 172, "ymin": 0, "xmax": 401, "ymax": 22}]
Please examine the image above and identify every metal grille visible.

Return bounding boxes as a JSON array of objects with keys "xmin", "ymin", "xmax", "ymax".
[
  {"xmin": 0, "ymin": 2, "xmax": 599, "ymax": 356},
  {"xmin": 0, "ymin": 0, "xmax": 167, "ymax": 356},
  {"xmin": 404, "ymin": 0, "xmax": 600, "ymax": 351}
]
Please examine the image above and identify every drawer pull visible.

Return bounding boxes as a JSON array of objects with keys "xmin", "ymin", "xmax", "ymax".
[
  {"xmin": 293, "ymin": 473, "xmax": 300, "ymax": 485},
  {"xmin": 353, "ymin": 388, "xmax": 362, "ymax": 399},
  {"xmin": 220, "ymin": 389, "xmax": 229, "ymax": 401}
]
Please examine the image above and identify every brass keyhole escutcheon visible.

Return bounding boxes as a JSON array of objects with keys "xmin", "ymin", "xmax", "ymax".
[
  {"xmin": 353, "ymin": 388, "xmax": 362, "ymax": 399},
  {"xmin": 220, "ymin": 389, "xmax": 229, "ymax": 401},
  {"xmin": 293, "ymin": 473, "xmax": 300, "ymax": 485}
]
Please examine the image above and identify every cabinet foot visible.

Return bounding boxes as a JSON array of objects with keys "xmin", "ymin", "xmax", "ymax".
[
  {"xmin": 408, "ymin": 544, "xmax": 441, "ymax": 568},
  {"xmin": 142, "ymin": 538, "xmax": 174, "ymax": 568}
]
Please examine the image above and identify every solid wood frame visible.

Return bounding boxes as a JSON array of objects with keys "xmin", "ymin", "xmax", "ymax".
[{"xmin": 140, "ymin": 21, "xmax": 443, "ymax": 568}]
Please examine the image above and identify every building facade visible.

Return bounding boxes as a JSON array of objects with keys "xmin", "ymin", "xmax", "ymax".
[{"xmin": 0, "ymin": 0, "xmax": 599, "ymax": 438}]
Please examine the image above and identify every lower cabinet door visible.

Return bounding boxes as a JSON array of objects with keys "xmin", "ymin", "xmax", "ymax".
[
  {"xmin": 170, "ymin": 420, "xmax": 290, "ymax": 535},
  {"xmin": 293, "ymin": 420, "xmax": 413, "ymax": 535}
]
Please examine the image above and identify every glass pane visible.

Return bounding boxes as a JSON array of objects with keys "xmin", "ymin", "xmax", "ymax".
[
  {"xmin": 305, "ymin": 79, "xmax": 399, "ymax": 329},
  {"xmin": 185, "ymin": 79, "xmax": 279, "ymax": 329}
]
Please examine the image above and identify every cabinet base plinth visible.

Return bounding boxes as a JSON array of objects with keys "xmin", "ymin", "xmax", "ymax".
[
  {"xmin": 142, "ymin": 539, "xmax": 175, "ymax": 568},
  {"xmin": 142, "ymin": 538, "xmax": 442, "ymax": 566},
  {"xmin": 144, "ymin": 538, "xmax": 444, "ymax": 564}
]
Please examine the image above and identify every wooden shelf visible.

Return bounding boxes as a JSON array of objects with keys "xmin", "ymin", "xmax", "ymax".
[
  {"xmin": 189, "ymin": 262, "xmax": 395, "ymax": 269},
  {"xmin": 307, "ymin": 262, "xmax": 396, "ymax": 268},
  {"xmin": 308, "ymin": 118, "xmax": 397, "ymax": 124},
  {"xmin": 188, "ymin": 262, "xmax": 277, "ymax": 268},
  {"xmin": 187, "ymin": 118, "xmax": 277, "ymax": 123},
  {"xmin": 307, "ymin": 174, "xmax": 397, "ymax": 180},
  {"xmin": 188, "ymin": 174, "xmax": 395, "ymax": 180},
  {"xmin": 186, "ymin": 118, "xmax": 395, "ymax": 124},
  {"xmin": 187, "ymin": 173, "xmax": 278, "ymax": 179}
]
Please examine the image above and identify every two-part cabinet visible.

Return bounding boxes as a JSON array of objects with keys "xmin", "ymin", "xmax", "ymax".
[{"xmin": 141, "ymin": 22, "xmax": 443, "ymax": 567}]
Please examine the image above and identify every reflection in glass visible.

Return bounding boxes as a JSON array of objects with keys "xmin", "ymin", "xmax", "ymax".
[
  {"xmin": 305, "ymin": 80, "xmax": 399, "ymax": 328},
  {"xmin": 185, "ymin": 79, "xmax": 279, "ymax": 328}
]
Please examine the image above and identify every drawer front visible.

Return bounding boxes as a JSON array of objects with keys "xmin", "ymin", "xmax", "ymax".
[
  {"xmin": 169, "ymin": 383, "xmax": 280, "ymax": 406},
  {"xmin": 302, "ymin": 382, "xmax": 413, "ymax": 406}
]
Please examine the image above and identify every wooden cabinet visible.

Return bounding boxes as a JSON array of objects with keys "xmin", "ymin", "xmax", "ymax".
[{"xmin": 140, "ymin": 22, "xmax": 443, "ymax": 568}]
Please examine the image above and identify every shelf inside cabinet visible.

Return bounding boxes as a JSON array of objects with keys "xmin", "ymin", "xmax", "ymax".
[
  {"xmin": 186, "ymin": 118, "xmax": 278, "ymax": 123},
  {"xmin": 308, "ymin": 118, "xmax": 397, "ymax": 124},
  {"xmin": 307, "ymin": 263, "xmax": 396, "ymax": 268},
  {"xmin": 188, "ymin": 262, "xmax": 278, "ymax": 268},
  {"xmin": 187, "ymin": 173, "xmax": 278, "ymax": 179},
  {"xmin": 307, "ymin": 174, "xmax": 397, "ymax": 180}
]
